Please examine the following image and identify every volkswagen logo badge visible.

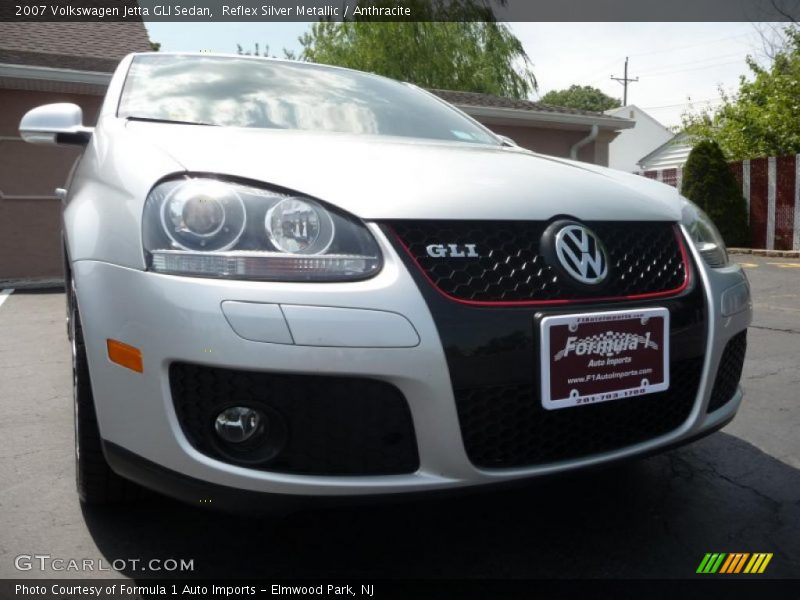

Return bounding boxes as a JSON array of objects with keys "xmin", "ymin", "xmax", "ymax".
[{"xmin": 553, "ymin": 223, "xmax": 608, "ymax": 285}]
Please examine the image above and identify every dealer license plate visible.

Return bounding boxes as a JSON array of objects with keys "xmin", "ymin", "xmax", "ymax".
[{"xmin": 540, "ymin": 307, "xmax": 670, "ymax": 410}]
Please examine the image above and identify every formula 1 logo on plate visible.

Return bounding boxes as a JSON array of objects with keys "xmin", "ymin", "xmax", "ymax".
[{"xmin": 553, "ymin": 331, "xmax": 660, "ymax": 362}]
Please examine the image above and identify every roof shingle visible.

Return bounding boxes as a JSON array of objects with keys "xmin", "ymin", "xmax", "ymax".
[
  {"xmin": 0, "ymin": 22, "xmax": 151, "ymax": 72},
  {"xmin": 430, "ymin": 88, "xmax": 608, "ymax": 117}
]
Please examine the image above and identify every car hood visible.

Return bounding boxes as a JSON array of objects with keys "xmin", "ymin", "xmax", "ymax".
[{"xmin": 127, "ymin": 122, "xmax": 683, "ymax": 222}]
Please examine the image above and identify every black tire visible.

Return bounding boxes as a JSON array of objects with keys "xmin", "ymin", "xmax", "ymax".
[
  {"xmin": 64, "ymin": 240, "xmax": 73, "ymax": 341},
  {"xmin": 71, "ymin": 283, "xmax": 141, "ymax": 504}
]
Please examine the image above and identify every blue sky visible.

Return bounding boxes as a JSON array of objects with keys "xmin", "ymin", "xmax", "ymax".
[{"xmin": 143, "ymin": 22, "xmax": 772, "ymax": 127}]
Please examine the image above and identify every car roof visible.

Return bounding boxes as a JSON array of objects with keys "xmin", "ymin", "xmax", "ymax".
[{"xmin": 128, "ymin": 51, "xmax": 382, "ymax": 80}]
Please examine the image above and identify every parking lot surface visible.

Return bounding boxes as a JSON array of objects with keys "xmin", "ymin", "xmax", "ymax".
[{"xmin": 0, "ymin": 255, "xmax": 798, "ymax": 579}]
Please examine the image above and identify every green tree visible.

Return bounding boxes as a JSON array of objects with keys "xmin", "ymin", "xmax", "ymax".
[
  {"xmin": 540, "ymin": 85, "xmax": 621, "ymax": 112},
  {"xmin": 295, "ymin": 1, "xmax": 536, "ymax": 98},
  {"xmin": 683, "ymin": 26, "xmax": 800, "ymax": 160},
  {"xmin": 236, "ymin": 43, "xmax": 298, "ymax": 59},
  {"xmin": 680, "ymin": 140, "xmax": 749, "ymax": 246}
]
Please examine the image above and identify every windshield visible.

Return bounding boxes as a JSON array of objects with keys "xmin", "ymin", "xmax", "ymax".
[{"xmin": 118, "ymin": 54, "xmax": 500, "ymax": 145}]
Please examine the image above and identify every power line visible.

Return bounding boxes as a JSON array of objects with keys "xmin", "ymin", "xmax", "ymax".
[
  {"xmin": 588, "ymin": 58, "xmax": 743, "ymax": 88},
  {"xmin": 625, "ymin": 30, "xmax": 754, "ymax": 59},
  {"xmin": 642, "ymin": 98, "xmax": 725, "ymax": 110},
  {"xmin": 574, "ymin": 31, "xmax": 753, "ymax": 85},
  {"xmin": 635, "ymin": 52, "xmax": 748, "ymax": 76},
  {"xmin": 575, "ymin": 31, "xmax": 755, "ymax": 87},
  {"xmin": 639, "ymin": 59, "xmax": 746, "ymax": 78}
]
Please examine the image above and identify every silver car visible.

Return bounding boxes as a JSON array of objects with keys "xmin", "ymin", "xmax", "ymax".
[{"xmin": 20, "ymin": 53, "xmax": 752, "ymax": 510}]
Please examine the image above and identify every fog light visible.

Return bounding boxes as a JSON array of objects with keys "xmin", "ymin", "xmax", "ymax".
[{"xmin": 214, "ymin": 406, "xmax": 265, "ymax": 443}]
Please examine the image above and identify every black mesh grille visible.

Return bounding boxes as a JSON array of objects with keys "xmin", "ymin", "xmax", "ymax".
[
  {"xmin": 707, "ymin": 331, "xmax": 747, "ymax": 412},
  {"xmin": 455, "ymin": 357, "xmax": 703, "ymax": 469},
  {"xmin": 389, "ymin": 220, "xmax": 687, "ymax": 303},
  {"xmin": 170, "ymin": 363, "xmax": 419, "ymax": 475}
]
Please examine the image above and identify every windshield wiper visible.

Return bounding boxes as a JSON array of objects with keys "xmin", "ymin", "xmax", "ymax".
[{"xmin": 125, "ymin": 116, "xmax": 218, "ymax": 127}]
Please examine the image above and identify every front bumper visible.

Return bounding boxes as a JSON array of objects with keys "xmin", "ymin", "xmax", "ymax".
[{"xmin": 73, "ymin": 224, "xmax": 752, "ymax": 499}]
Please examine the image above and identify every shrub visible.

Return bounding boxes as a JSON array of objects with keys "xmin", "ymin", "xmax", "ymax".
[{"xmin": 680, "ymin": 140, "xmax": 750, "ymax": 247}]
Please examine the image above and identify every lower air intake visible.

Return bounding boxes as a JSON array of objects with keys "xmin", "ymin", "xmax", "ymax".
[
  {"xmin": 707, "ymin": 331, "xmax": 747, "ymax": 412},
  {"xmin": 455, "ymin": 357, "xmax": 704, "ymax": 469},
  {"xmin": 170, "ymin": 363, "xmax": 419, "ymax": 475}
]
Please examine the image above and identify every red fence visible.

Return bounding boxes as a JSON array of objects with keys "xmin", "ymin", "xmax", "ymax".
[{"xmin": 639, "ymin": 154, "xmax": 800, "ymax": 250}]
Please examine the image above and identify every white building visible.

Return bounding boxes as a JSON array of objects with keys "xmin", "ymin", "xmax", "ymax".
[
  {"xmin": 637, "ymin": 131, "xmax": 694, "ymax": 172},
  {"xmin": 604, "ymin": 105, "xmax": 674, "ymax": 172}
]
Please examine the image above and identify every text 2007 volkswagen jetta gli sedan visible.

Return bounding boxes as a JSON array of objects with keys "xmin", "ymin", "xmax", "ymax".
[{"xmin": 20, "ymin": 53, "xmax": 751, "ymax": 509}]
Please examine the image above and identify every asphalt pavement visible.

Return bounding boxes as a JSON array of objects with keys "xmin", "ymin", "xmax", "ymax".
[{"xmin": 0, "ymin": 255, "xmax": 798, "ymax": 580}]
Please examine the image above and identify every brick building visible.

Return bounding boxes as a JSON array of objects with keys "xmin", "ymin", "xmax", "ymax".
[{"xmin": 0, "ymin": 22, "xmax": 151, "ymax": 280}]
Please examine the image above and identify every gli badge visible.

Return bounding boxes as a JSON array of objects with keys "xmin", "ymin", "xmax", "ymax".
[{"xmin": 425, "ymin": 243, "xmax": 480, "ymax": 258}]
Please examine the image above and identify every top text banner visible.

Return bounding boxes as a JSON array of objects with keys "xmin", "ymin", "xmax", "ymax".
[{"xmin": 2, "ymin": 0, "xmax": 798, "ymax": 22}]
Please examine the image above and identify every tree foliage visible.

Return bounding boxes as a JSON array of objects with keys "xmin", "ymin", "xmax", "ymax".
[
  {"xmin": 236, "ymin": 43, "xmax": 297, "ymax": 59},
  {"xmin": 680, "ymin": 140, "xmax": 749, "ymax": 246},
  {"xmin": 237, "ymin": 43, "xmax": 267, "ymax": 56},
  {"xmin": 295, "ymin": 1, "xmax": 536, "ymax": 98},
  {"xmin": 683, "ymin": 26, "xmax": 800, "ymax": 160},
  {"xmin": 540, "ymin": 85, "xmax": 620, "ymax": 112}
]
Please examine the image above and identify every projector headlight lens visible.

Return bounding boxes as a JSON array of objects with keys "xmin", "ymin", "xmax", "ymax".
[
  {"xmin": 161, "ymin": 179, "xmax": 245, "ymax": 251},
  {"xmin": 265, "ymin": 197, "xmax": 334, "ymax": 255}
]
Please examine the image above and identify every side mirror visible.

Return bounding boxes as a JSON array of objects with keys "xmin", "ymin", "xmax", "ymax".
[{"xmin": 19, "ymin": 103, "xmax": 92, "ymax": 146}]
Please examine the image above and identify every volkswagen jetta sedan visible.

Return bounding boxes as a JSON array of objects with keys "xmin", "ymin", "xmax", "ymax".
[{"xmin": 20, "ymin": 53, "xmax": 751, "ymax": 509}]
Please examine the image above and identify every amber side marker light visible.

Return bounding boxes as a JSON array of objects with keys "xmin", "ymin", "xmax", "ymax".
[{"xmin": 107, "ymin": 339, "xmax": 144, "ymax": 373}]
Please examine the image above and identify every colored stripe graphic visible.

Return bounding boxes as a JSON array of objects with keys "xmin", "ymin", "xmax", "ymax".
[
  {"xmin": 733, "ymin": 553, "xmax": 750, "ymax": 573},
  {"xmin": 698, "ymin": 553, "xmax": 773, "ymax": 574},
  {"xmin": 724, "ymin": 554, "xmax": 735, "ymax": 573},
  {"xmin": 719, "ymin": 554, "xmax": 736, "ymax": 573},
  {"xmin": 697, "ymin": 553, "xmax": 727, "ymax": 573},
  {"xmin": 721, "ymin": 553, "xmax": 749, "ymax": 573},
  {"xmin": 710, "ymin": 553, "xmax": 726, "ymax": 573},
  {"xmin": 697, "ymin": 554, "xmax": 713, "ymax": 573},
  {"xmin": 758, "ymin": 554, "xmax": 773, "ymax": 573},
  {"xmin": 744, "ymin": 553, "xmax": 773, "ymax": 574}
]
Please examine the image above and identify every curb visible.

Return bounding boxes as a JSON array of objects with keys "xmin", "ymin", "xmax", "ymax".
[
  {"xmin": 0, "ymin": 278, "xmax": 64, "ymax": 291},
  {"xmin": 728, "ymin": 248, "xmax": 800, "ymax": 258}
]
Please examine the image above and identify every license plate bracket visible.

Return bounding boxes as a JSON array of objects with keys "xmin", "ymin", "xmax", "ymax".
[{"xmin": 540, "ymin": 307, "xmax": 670, "ymax": 410}]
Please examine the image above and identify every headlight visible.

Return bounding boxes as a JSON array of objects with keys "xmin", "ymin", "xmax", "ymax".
[
  {"xmin": 680, "ymin": 199, "xmax": 729, "ymax": 268},
  {"xmin": 143, "ymin": 177, "xmax": 383, "ymax": 281}
]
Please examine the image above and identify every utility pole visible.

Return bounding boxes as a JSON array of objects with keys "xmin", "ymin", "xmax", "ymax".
[{"xmin": 611, "ymin": 57, "xmax": 639, "ymax": 106}]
